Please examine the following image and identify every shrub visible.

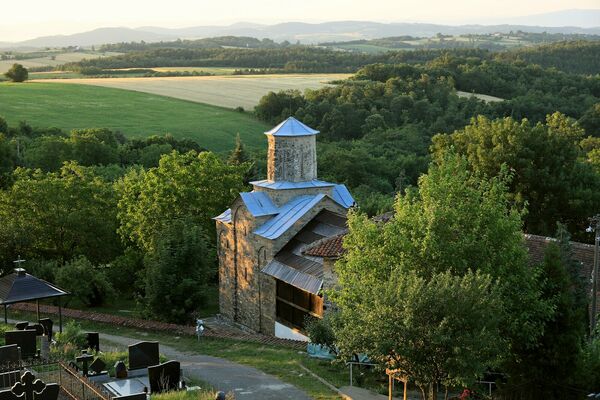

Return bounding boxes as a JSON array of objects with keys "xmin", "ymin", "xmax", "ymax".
[
  {"xmin": 55, "ymin": 256, "xmax": 115, "ymax": 307},
  {"xmin": 4, "ymin": 64, "xmax": 28, "ymax": 82}
]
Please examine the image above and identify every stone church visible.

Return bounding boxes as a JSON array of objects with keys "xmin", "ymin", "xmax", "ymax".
[{"xmin": 214, "ymin": 117, "xmax": 354, "ymax": 340}]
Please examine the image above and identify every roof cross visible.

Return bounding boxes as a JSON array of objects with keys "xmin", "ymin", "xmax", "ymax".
[{"xmin": 13, "ymin": 255, "xmax": 26, "ymax": 267}]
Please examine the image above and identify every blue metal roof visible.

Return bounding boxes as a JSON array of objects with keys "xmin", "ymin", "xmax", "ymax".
[
  {"xmin": 240, "ymin": 192, "xmax": 278, "ymax": 217},
  {"xmin": 213, "ymin": 208, "xmax": 232, "ymax": 224},
  {"xmin": 265, "ymin": 117, "xmax": 319, "ymax": 137},
  {"xmin": 262, "ymin": 260, "xmax": 323, "ymax": 295},
  {"xmin": 254, "ymin": 194, "xmax": 326, "ymax": 239},
  {"xmin": 251, "ymin": 179, "xmax": 335, "ymax": 190},
  {"xmin": 332, "ymin": 184, "xmax": 355, "ymax": 209}
]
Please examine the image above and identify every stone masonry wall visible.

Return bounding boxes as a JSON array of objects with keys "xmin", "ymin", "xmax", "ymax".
[{"xmin": 267, "ymin": 135, "xmax": 317, "ymax": 182}]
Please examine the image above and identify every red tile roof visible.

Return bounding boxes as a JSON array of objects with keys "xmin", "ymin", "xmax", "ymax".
[{"xmin": 303, "ymin": 233, "xmax": 346, "ymax": 258}]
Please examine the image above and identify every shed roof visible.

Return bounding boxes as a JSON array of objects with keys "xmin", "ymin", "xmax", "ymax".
[
  {"xmin": 265, "ymin": 117, "xmax": 319, "ymax": 137},
  {"xmin": 0, "ymin": 269, "xmax": 68, "ymax": 305}
]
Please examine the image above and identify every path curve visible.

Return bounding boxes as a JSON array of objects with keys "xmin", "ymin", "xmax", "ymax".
[{"xmin": 100, "ymin": 332, "xmax": 311, "ymax": 400}]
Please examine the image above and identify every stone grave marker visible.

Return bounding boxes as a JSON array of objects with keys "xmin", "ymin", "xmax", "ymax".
[
  {"xmin": 0, "ymin": 371, "xmax": 59, "ymax": 400},
  {"xmin": 37, "ymin": 320, "xmax": 53, "ymax": 342},
  {"xmin": 0, "ymin": 345, "xmax": 20, "ymax": 365},
  {"xmin": 4, "ymin": 331, "xmax": 36, "ymax": 359},
  {"xmin": 89, "ymin": 358, "xmax": 107, "ymax": 376},
  {"xmin": 128, "ymin": 342, "xmax": 159, "ymax": 370},
  {"xmin": 86, "ymin": 332, "xmax": 100, "ymax": 353},
  {"xmin": 148, "ymin": 361, "xmax": 180, "ymax": 394}
]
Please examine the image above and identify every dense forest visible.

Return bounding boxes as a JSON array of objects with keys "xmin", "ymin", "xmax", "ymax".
[
  {"xmin": 254, "ymin": 54, "xmax": 600, "ymax": 238},
  {"xmin": 61, "ymin": 40, "xmax": 600, "ymax": 75}
]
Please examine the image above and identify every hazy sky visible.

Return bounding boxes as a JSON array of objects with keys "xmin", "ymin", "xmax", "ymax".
[{"xmin": 2, "ymin": 0, "xmax": 599, "ymax": 42}]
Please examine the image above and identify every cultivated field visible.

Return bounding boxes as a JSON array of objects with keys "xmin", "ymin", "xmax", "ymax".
[
  {"xmin": 0, "ymin": 82, "xmax": 269, "ymax": 151},
  {"xmin": 31, "ymin": 74, "xmax": 351, "ymax": 109},
  {"xmin": 0, "ymin": 52, "xmax": 120, "ymax": 73}
]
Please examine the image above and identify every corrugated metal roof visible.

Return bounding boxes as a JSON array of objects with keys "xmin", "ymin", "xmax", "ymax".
[
  {"xmin": 240, "ymin": 192, "xmax": 278, "ymax": 217},
  {"xmin": 213, "ymin": 208, "xmax": 232, "ymax": 224},
  {"xmin": 262, "ymin": 260, "xmax": 323, "ymax": 294},
  {"xmin": 250, "ymin": 179, "xmax": 334, "ymax": 190},
  {"xmin": 264, "ymin": 117, "xmax": 319, "ymax": 137},
  {"xmin": 254, "ymin": 194, "xmax": 326, "ymax": 240},
  {"xmin": 0, "ymin": 270, "xmax": 68, "ymax": 305},
  {"xmin": 332, "ymin": 184, "xmax": 355, "ymax": 208}
]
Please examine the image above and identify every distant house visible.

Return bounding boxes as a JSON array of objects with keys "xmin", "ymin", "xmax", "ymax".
[{"xmin": 214, "ymin": 117, "xmax": 355, "ymax": 340}]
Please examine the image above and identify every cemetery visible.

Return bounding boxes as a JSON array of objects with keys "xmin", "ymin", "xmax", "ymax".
[{"xmin": 0, "ymin": 267, "xmax": 192, "ymax": 400}]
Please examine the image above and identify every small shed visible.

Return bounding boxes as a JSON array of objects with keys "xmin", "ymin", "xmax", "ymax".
[{"xmin": 0, "ymin": 268, "xmax": 69, "ymax": 332}]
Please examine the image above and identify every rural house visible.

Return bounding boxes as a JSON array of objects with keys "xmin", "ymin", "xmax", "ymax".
[{"xmin": 214, "ymin": 117, "xmax": 355, "ymax": 340}]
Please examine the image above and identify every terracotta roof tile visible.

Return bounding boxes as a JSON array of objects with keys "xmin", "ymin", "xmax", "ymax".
[{"xmin": 303, "ymin": 233, "xmax": 346, "ymax": 258}]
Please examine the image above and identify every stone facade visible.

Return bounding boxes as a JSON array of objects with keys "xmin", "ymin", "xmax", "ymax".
[{"xmin": 215, "ymin": 117, "xmax": 353, "ymax": 336}]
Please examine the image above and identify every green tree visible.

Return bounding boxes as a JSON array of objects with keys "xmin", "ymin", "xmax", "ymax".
[
  {"xmin": 0, "ymin": 162, "xmax": 120, "ymax": 267},
  {"xmin": 55, "ymin": 256, "xmax": 115, "ymax": 307},
  {"xmin": 500, "ymin": 236, "xmax": 586, "ymax": 399},
  {"xmin": 4, "ymin": 63, "xmax": 28, "ymax": 82},
  {"xmin": 333, "ymin": 270, "xmax": 503, "ymax": 400},
  {"xmin": 143, "ymin": 219, "xmax": 213, "ymax": 323},
  {"xmin": 432, "ymin": 113, "xmax": 600, "ymax": 239},
  {"xmin": 117, "ymin": 151, "xmax": 247, "ymax": 252},
  {"xmin": 331, "ymin": 155, "xmax": 550, "ymax": 399},
  {"xmin": 579, "ymin": 103, "xmax": 600, "ymax": 137}
]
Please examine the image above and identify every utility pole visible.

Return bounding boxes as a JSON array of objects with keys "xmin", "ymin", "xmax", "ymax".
[{"xmin": 588, "ymin": 215, "xmax": 600, "ymax": 336}]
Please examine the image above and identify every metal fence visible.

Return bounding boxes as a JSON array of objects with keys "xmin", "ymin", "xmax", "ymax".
[{"xmin": 0, "ymin": 359, "xmax": 112, "ymax": 400}]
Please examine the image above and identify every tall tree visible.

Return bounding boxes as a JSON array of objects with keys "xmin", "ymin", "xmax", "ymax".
[
  {"xmin": 4, "ymin": 63, "xmax": 28, "ymax": 82},
  {"xmin": 431, "ymin": 113, "xmax": 600, "ymax": 239},
  {"xmin": 116, "ymin": 150, "xmax": 247, "ymax": 252},
  {"xmin": 143, "ymin": 219, "xmax": 213, "ymax": 323},
  {"xmin": 331, "ymin": 155, "xmax": 551, "ymax": 399}
]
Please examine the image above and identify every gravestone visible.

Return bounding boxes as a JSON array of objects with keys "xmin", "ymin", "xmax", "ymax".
[
  {"xmin": 114, "ymin": 361, "xmax": 127, "ymax": 379},
  {"xmin": 14, "ymin": 322, "xmax": 28, "ymax": 331},
  {"xmin": 75, "ymin": 351, "xmax": 94, "ymax": 377},
  {"xmin": 0, "ymin": 345, "xmax": 20, "ymax": 365},
  {"xmin": 86, "ymin": 332, "xmax": 100, "ymax": 353},
  {"xmin": 4, "ymin": 331, "xmax": 36, "ymax": 359},
  {"xmin": 26, "ymin": 325, "xmax": 44, "ymax": 337},
  {"xmin": 128, "ymin": 342, "xmax": 159, "ymax": 370},
  {"xmin": 148, "ymin": 361, "xmax": 180, "ymax": 393},
  {"xmin": 114, "ymin": 394, "xmax": 147, "ymax": 400},
  {"xmin": 37, "ymin": 320, "xmax": 53, "ymax": 342},
  {"xmin": 89, "ymin": 358, "xmax": 107, "ymax": 376}
]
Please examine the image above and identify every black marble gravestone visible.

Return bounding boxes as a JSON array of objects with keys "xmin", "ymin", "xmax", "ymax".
[
  {"xmin": 0, "ymin": 345, "xmax": 20, "ymax": 365},
  {"xmin": 88, "ymin": 358, "xmax": 107, "ymax": 376},
  {"xmin": 148, "ymin": 361, "xmax": 180, "ymax": 394},
  {"xmin": 26, "ymin": 325, "xmax": 44, "ymax": 337},
  {"xmin": 113, "ymin": 394, "xmax": 147, "ymax": 400},
  {"xmin": 37, "ymin": 319, "xmax": 53, "ymax": 341},
  {"xmin": 14, "ymin": 322, "xmax": 28, "ymax": 331},
  {"xmin": 4, "ymin": 331, "xmax": 36, "ymax": 359},
  {"xmin": 128, "ymin": 341, "xmax": 159, "ymax": 370},
  {"xmin": 86, "ymin": 332, "xmax": 100, "ymax": 352},
  {"xmin": 75, "ymin": 351, "xmax": 94, "ymax": 377}
]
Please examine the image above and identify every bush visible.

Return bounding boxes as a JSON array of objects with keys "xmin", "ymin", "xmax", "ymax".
[
  {"xmin": 305, "ymin": 314, "xmax": 337, "ymax": 355},
  {"xmin": 4, "ymin": 63, "xmax": 28, "ymax": 82},
  {"xmin": 143, "ymin": 219, "xmax": 214, "ymax": 323},
  {"xmin": 51, "ymin": 321, "xmax": 88, "ymax": 359},
  {"xmin": 55, "ymin": 256, "xmax": 115, "ymax": 307}
]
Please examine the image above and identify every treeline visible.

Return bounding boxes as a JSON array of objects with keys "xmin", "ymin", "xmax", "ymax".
[
  {"xmin": 254, "ymin": 58, "xmax": 600, "ymax": 238},
  {"xmin": 0, "ymin": 118, "xmax": 250, "ymax": 322},
  {"xmin": 496, "ymin": 40, "xmax": 600, "ymax": 75},
  {"xmin": 59, "ymin": 47, "xmax": 488, "ymax": 73},
  {"xmin": 59, "ymin": 41, "xmax": 600, "ymax": 76},
  {"xmin": 99, "ymin": 36, "xmax": 291, "ymax": 52}
]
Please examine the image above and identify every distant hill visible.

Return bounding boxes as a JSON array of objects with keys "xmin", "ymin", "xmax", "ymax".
[{"xmin": 2, "ymin": 10, "xmax": 599, "ymax": 49}]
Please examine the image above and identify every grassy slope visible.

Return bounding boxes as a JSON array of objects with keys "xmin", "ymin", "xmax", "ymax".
[{"xmin": 0, "ymin": 82, "xmax": 268, "ymax": 152}]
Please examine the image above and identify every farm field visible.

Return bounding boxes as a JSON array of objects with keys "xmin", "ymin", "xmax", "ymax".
[
  {"xmin": 30, "ymin": 73, "xmax": 351, "ymax": 109},
  {"xmin": 0, "ymin": 51, "xmax": 120, "ymax": 73},
  {"xmin": 0, "ymin": 82, "xmax": 270, "ymax": 151}
]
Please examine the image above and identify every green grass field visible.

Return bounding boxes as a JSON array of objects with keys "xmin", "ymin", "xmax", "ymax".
[{"xmin": 0, "ymin": 82, "xmax": 269, "ymax": 152}]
